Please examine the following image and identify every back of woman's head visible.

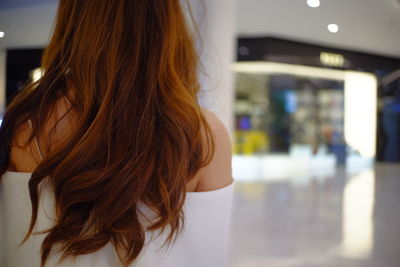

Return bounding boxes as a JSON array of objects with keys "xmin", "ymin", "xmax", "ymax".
[{"xmin": 0, "ymin": 0, "xmax": 214, "ymax": 266}]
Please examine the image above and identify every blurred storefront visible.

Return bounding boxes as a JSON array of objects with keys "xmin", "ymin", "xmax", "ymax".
[{"xmin": 233, "ymin": 38, "xmax": 400, "ymax": 181}]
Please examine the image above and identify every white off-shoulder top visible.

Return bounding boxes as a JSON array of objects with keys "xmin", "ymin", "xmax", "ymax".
[{"xmin": 0, "ymin": 171, "xmax": 234, "ymax": 267}]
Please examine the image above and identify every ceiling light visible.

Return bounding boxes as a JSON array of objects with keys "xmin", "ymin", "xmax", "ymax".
[
  {"xmin": 307, "ymin": 0, "xmax": 320, "ymax": 8},
  {"xmin": 0, "ymin": 32, "xmax": 4, "ymax": 38},
  {"xmin": 327, "ymin": 24, "xmax": 339, "ymax": 33}
]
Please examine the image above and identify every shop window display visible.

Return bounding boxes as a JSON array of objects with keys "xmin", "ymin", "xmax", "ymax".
[
  {"xmin": 234, "ymin": 72, "xmax": 345, "ymax": 162},
  {"xmin": 233, "ymin": 61, "xmax": 377, "ymax": 180}
]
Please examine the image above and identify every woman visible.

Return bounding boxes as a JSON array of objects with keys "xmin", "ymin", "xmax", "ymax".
[{"xmin": 0, "ymin": 0, "xmax": 234, "ymax": 266}]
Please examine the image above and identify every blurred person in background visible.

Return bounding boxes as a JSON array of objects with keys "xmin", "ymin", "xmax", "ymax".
[{"xmin": 0, "ymin": 0, "xmax": 233, "ymax": 266}]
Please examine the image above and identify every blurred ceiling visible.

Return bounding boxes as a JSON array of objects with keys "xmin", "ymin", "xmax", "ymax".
[
  {"xmin": 0, "ymin": 1, "xmax": 58, "ymax": 49},
  {"xmin": 0, "ymin": 0, "xmax": 399, "ymax": 58},
  {"xmin": 0, "ymin": 0, "xmax": 57, "ymax": 9},
  {"xmin": 237, "ymin": 0, "xmax": 400, "ymax": 58}
]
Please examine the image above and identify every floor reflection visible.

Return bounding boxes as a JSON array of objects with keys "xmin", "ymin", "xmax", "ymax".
[
  {"xmin": 341, "ymin": 170, "xmax": 374, "ymax": 259},
  {"xmin": 230, "ymin": 164, "xmax": 400, "ymax": 267}
]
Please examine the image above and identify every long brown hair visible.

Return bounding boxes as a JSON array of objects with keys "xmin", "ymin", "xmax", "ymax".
[{"xmin": 0, "ymin": 0, "xmax": 214, "ymax": 266}]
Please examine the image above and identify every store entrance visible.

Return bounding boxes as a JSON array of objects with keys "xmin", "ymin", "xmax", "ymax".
[{"xmin": 233, "ymin": 62, "xmax": 377, "ymax": 181}]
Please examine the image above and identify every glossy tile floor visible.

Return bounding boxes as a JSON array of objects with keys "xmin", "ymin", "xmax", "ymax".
[{"xmin": 230, "ymin": 164, "xmax": 400, "ymax": 267}]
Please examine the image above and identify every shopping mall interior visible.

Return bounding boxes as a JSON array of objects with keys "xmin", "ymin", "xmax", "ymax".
[{"xmin": 1, "ymin": 0, "xmax": 400, "ymax": 266}]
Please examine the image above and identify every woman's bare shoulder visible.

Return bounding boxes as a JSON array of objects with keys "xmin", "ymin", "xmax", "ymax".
[
  {"xmin": 8, "ymin": 120, "xmax": 39, "ymax": 172},
  {"xmin": 8, "ymin": 96, "xmax": 76, "ymax": 172},
  {"xmin": 194, "ymin": 108, "xmax": 233, "ymax": 192}
]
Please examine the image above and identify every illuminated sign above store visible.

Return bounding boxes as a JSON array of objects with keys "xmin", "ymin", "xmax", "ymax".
[{"xmin": 320, "ymin": 52, "xmax": 345, "ymax": 68}]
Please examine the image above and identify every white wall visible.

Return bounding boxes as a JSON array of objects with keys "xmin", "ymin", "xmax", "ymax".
[{"xmin": 188, "ymin": 0, "xmax": 236, "ymax": 134}]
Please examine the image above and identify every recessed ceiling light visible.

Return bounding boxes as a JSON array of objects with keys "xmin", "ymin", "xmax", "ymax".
[
  {"xmin": 307, "ymin": 0, "xmax": 320, "ymax": 8},
  {"xmin": 0, "ymin": 31, "xmax": 5, "ymax": 38},
  {"xmin": 327, "ymin": 24, "xmax": 339, "ymax": 33}
]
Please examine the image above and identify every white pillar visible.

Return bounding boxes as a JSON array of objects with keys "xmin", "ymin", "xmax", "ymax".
[
  {"xmin": 186, "ymin": 0, "xmax": 236, "ymax": 135},
  {"xmin": 0, "ymin": 49, "xmax": 6, "ymax": 116}
]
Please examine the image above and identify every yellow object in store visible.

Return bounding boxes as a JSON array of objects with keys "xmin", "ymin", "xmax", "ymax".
[{"xmin": 234, "ymin": 130, "xmax": 269, "ymax": 155}]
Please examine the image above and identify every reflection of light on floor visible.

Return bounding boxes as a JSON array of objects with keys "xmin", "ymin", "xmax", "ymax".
[
  {"xmin": 233, "ymin": 155, "xmax": 336, "ymax": 182},
  {"xmin": 234, "ymin": 183, "xmax": 267, "ymax": 201},
  {"xmin": 341, "ymin": 170, "xmax": 375, "ymax": 259}
]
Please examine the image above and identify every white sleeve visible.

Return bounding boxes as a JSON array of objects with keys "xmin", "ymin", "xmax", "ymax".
[
  {"xmin": 186, "ymin": 184, "xmax": 234, "ymax": 267},
  {"xmin": 133, "ymin": 182, "xmax": 235, "ymax": 267},
  {"xmin": 169, "ymin": 182, "xmax": 235, "ymax": 267}
]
